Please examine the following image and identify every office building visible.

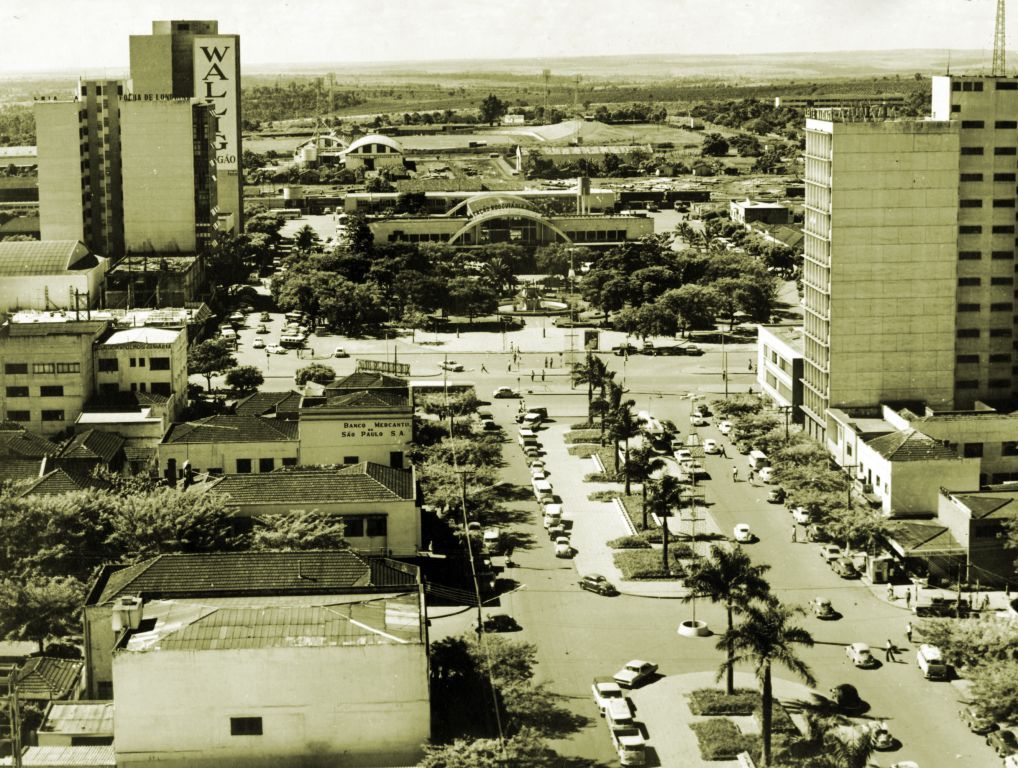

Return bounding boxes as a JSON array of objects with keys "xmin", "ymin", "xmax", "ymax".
[{"xmin": 130, "ymin": 20, "xmax": 243, "ymax": 231}]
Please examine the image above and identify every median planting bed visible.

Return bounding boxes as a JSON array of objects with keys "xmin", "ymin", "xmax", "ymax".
[
  {"xmin": 687, "ymin": 688, "xmax": 758, "ymax": 716},
  {"xmin": 689, "ymin": 718, "xmax": 761, "ymax": 761},
  {"xmin": 613, "ymin": 549, "xmax": 685, "ymax": 580}
]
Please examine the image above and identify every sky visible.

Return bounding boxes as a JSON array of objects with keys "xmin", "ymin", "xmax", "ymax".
[{"xmin": 0, "ymin": 0, "xmax": 1004, "ymax": 74}]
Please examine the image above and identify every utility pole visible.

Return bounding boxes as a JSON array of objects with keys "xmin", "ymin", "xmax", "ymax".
[{"xmin": 842, "ymin": 463, "xmax": 858, "ymax": 510}]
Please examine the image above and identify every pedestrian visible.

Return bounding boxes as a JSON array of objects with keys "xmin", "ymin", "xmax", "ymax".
[
  {"xmin": 541, "ymin": 370, "xmax": 545, "ymax": 381},
  {"xmin": 887, "ymin": 584, "xmax": 894, "ymax": 601},
  {"xmin": 731, "ymin": 465, "xmax": 738, "ymax": 482},
  {"xmin": 507, "ymin": 362, "xmax": 512, "ymax": 372},
  {"xmin": 791, "ymin": 527, "xmax": 797, "ymax": 543},
  {"xmin": 748, "ymin": 358, "xmax": 753, "ymax": 371},
  {"xmin": 905, "ymin": 621, "xmax": 913, "ymax": 643},
  {"xmin": 885, "ymin": 639, "xmax": 896, "ymax": 663},
  {"xmin": 719, "ymin": 444, "xmax": 728, "ymax": 458},
  {"xmin": 748, "ymin": 468, "xmax": 755, "ymax": 483},
  {"xmin": 905, "ymin": 589, "xmax": 911, "ymax": 609},
  {"xmin": 983, "ymin": 594, "xmax": 990, "ymax": 610},
  {"xmin": 481, "ymin": 363, "xmax": 488, "ymax": 373},
  {"xmin": 530, "ymin": 370, "xmax": 535, "ymax": 382}
]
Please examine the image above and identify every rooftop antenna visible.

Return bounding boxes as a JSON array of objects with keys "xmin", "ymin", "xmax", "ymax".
[
  {"xmin": 946, "ymin": 49, "xmax": 952, "ymax": 75},
  {"xmin": 993, "ymin": 0, "xmax": 1006, "ymax": 76}
]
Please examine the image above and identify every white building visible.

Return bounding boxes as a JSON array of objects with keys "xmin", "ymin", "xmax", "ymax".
[{"xmin": 0, "ymin": 240, "xmax": 107, "ymax": 313}]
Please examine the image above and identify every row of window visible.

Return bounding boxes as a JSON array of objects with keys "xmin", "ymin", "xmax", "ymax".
[
  {"xmin": 959, "ymin": 173, "xmax": 1017, "ymax": 183},
  {"xmin": 952, "ymin": 80, "xmax": 1018, "ymax": 91},
  {"xmin": 956, "ymin": 379, "xmax": 1014, "ymax": 389},
  {"xmin": 956, "ymin": 353, "xmax": 1012, "ymax": 363},
  {"xmin": 959, "ymin": 146, "xmax": 1018, "ymax": 156},
  {"xmin": 957, "ymin": 276, "xmax": 1015, "ymax": 285},
  {"xmin": 960, "ymin": 120, "xmax": 1018, "ymax": 128},
  {"xmin": 957, "ymin": 328, "xmax": 1013, "ymax": 337},
  {"xmin": 959, "ymin": 198, "xmax": 1017, "ymax": 207},
  {"xmin": 97, "ymin": 357, "xmax": 171, "ymax": 372},
  {"xmin": 959, "ymin": 224, "xmax": 1016, "ymax": 233},
  {"xmin": 5, "ymin": 410, "xmax": 64, "ymax": 422},
  {"xmin": 958, "ymin": 250, "xmax": 1015, "ymax": 259},
  {"xmin": 5, "ymin": 386, "xmax": 64, "ymax": 398},
  {"xmin": 957, "ymin": 302, "xmax": 1014, "ymax": 311},
  {"xmin": 97, "ymin": 382, "xmax": 171, "ymax": 396},
  {"xmin": 4, "ymin": 362, "xmax": 80, "ymax": 375}
]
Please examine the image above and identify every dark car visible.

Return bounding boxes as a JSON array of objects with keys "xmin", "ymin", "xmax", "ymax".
[
  {"xmin": 478, "ymin": 613, "xmax": 521, "ymax": 633},
  {"xmin": 959, "ymin": 704, "xmax": 997, "ymax": 735},
  {"xmin": 579, "ymin": 573, "xmax": 619, "ymax": 596},
  {"xmin": 680, "ymin": 344, "xmax": 704, "ymax": 356},
  {"xmin": 612, "ymin": 343, "xmax": 639, "ymax": 356},
  {"xmin": 830, "ymin": 683, "xmax": 864, "ymax": 713},
  {"xmin": 660, "ymin": 419, "xmax": 679, "ymax": 435},
  {"xmin": 766, "ymin": 487, "xmax": 786, "ymax": 504},
  {"xmin": 831, "ymin": 557, "xmax": 860, "ymax": 579},
  {"xmin": 987, "ymin": 729, "xmax": 1018, "ymax": 756}
]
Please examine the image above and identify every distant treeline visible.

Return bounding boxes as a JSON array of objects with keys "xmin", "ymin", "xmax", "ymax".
[
  {"xmin": 242, "ymin": 82, "xmax": 365, "ymax": 127},
  {"xmin": 0, "ymin": 105, "xmax": 35, "ymax": 147}
]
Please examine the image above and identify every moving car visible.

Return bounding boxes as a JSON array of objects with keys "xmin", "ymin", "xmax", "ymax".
[
  {"xmin": 811, "ymin": 597, "xmax": 836, "ymax": 619},
  {"xmin": 987, "ymin": 729, "xmax": 1018, "ymax": 757},
  {"xmin": 482, "ymin": 421, "xmax": 502, "ymax": 432},
  {"xmin": 758, "ymin": 466, "xmax": 775, "ymax": 484},
  {"xmin": 818, "ymin": 544, "xmax": 842, "ymax": 562},
  {"xmin": 252, "ymin": 338, "xmax": 266, "ymax": 349},
  {"xmin": 579, "ymin": 574, "xmax": 618, "ymax": 596},
  {"xmin": 766, "ymin": 487, "xmax": 786, "ymax": 504},
  {"xmin": 265, "ymin": 344, "xmax": 286, "ymax": 355},
  {"xmin": 333, "ymin": 346, "xmax": 349, "ymax": 358},
  {"xmin": 959, "ymin": 704, "xmax": 997, "ymax": 734},
  {"xmin": 493, "ymin": 386, "xmax": 520, "ymax": 399},
  {"xmin": 830, "ymin": 683, "xmax": 864, "ymax": 713},
  {"xmin": 255, "ymin": 323, "xmax": 269, "ymax": 334},
  {"xmin": 733, "ymin": 523, "xmax": 752, "ymax": 543},
  {"xmin": 612, "ymin": 659, "xmax": 658, "ymax": 688},
  {"xmin": 703, "ymin": 438, "xmax": 719, "ymax": 454},
  {"xmin": 718, "ymin": 420, "xmax": 733, "ymax": 435},
  {"xmin": 845, "ymin": 642, "xmax": 878, "ymax": 668},
  {"xmin": 440, "ymin": 360, "xmax": 465, "ymax": 372},
  {"xmin": 591, "ymin": 677, "xmax": 626, "ymax": 714},
  {"xmin": 554, "ymin": 536, "xmax": 573, "ymax": 558},
  {"xmin": 478, "ymin": 613, "xmax": 520, "ymax": 633},
  {"xmin": 832, "ymin": 557, "xmax": 859, "ymax": 579}
]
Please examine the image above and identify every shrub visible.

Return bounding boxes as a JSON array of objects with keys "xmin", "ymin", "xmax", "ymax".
[
  {"xmin": 689, "ymin": 718, "xmax": 760, "ymax": 761},
  {"xmin": 569, "ymin": 421, "xmax": 596, "ymax": 429},
  {"xmin": 755, "ymin": 700, "xmax": 798, "ymax": 735},
  {"xmin": 569, "ymin": 445, "xmax": 597, "ymax": 458},
  {"xmin": 564, "ymin": 429, "xmax": 600, "ymax": 444},
  {"xmin": 583, "ymin": 472, "xmax": 617, "ymax": 483},
  {"xmin": 687, "ymin": 688, "xmax": 759, "ymax": 716},
  {"xmin": 640, "ymin": 529, "xmax": 690, "ymax": 546},
  {"xmin": 613, "ymin": 550, "xmax": 684, "ymax": 580},
  {"xmin": 588, "ymin": 490, "xmax": 618, "ymax": 502},
  {"xmin": 607, "ymin": 535, "xmax": 652, "ymax": 550}
]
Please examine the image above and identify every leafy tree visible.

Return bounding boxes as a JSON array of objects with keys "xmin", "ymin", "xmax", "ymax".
[
  {"xmin": 447, "ymin": 277, "xmax": 498, "ymax": 323},
  {"xmin": 730, "ymin": 133, "xmax": 762, "ymax": 156},
  {"xmin": 721, "ymin": 600, "xmax": 815, "ymax": 767},
  {"xmin": 660, "ymin": 284, "xmax": 721, "ymax": 331},
  {"xmin": 224, "ymin": 365, "xmax": 264, "ymax": 393},
  {"xmin": 824, "ymin": 506, "xmax": 895, "ymax": 554},
  {"xmin": 420, "ymin": 729, "xmax": 563, "ymax": 768},
  {"xmin": 0, "ymin": 572, "xmax": 85, "ymax": 652},
  {"xmin": 294, "ymin": 363, "xmax": 337, "ymax": 386},
  {"xmin": 968, "ymin": 660, "xmax": 1018, "ymax": 723},
  {"xmin": 916, "ymin": 616, "xmax": 1018, "ymax": 670},
  {"xmin": 647, "ymin": 474, "xmax": 685, "ymax": 572},
  {"xmin": 711, "ymin": 394, "xmax": 765, "ymax": 421},
  {"xmin": 570, "ymin": 353, "xmax": 609, "ymax": 425},
  {"xmin": 684, "ymin": 546, "xmax": 772, "ymax": 694},
  {"xmin": 251, "ymin": 510, "xmax": 347, "ymax": 551},
  {"xmin": 479, "ymin": 94, "xmax": 508, "ymax": 125},
  {"xmin": 187, "ymin": 337, "xmax": 237, "ymax": 393},
  {"xmin": 701, "ymin": 132, "xmax": 730, "ymax": 157}
]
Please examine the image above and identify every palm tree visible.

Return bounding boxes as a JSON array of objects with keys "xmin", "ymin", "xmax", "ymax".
[
  {"xmin": 799, "ymin": 714, "xmax": 875, "ymax": 768},
  {"xmin": 647, "ymin": 474, "xmax": 685, "ymax": 573},
  {"xmin": 625, "ymin": 444, "xmax": 665, "ymax": 520},
  {"xmin": 721, "ymin": 600, "xmax": 816, "ymax": 767},
  {"xmin": 610, "ymin": 400, "xmax": 640, "ymax": 475},
  {"xmin": 570, "ymin": 353, "xmax": 608, "ymax": 425},
  {"xmin": 602, "ymin": 378, "xmax": 624, "ymax": 447},
  {"xmin": 683, "ymin": 545, "xmax": 772, "ymax": 695}
]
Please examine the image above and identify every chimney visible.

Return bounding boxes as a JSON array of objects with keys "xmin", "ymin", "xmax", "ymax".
[{"xmin": 111, "ymin": 595, "xmax": 143, "ymax": 632}]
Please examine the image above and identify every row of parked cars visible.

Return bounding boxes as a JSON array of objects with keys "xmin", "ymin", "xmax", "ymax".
[{"xmin": 590, "ymin": 660, "xmax": 660, "ymax": 766}]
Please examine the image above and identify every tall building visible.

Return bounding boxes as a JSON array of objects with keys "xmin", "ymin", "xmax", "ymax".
[
  {"xmin": 802, "ymin": 112, "xmax": 960, "ymax": 441},
  {"xmin": 36, "ymin": 80, "xmax": 125, "ymax": 258},
  {"xmin": 130, "ymin": 20, "xmax": 243, "ymax": 231}
]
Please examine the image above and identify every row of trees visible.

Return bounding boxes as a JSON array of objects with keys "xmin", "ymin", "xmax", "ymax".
[{"xmin": 523, "ymin": 148, "xmax": 656, "ymax": 180}]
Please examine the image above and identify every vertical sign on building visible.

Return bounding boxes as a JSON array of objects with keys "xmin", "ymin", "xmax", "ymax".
[{"xmin": 193, "ymin": 36, "xmax": 239, "ymax": 171}]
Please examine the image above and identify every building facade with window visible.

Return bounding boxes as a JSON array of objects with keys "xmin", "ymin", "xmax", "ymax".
[
  {"xmin": 157, "ymin": 415, "xmax": 300, "ymax": 479},
  {"xmin": 756, "ymin": 324, "xmax": 805, "ymax": 424},
  {"xmin": 95, "ymin": 327, "xmax": 187, "ymax": 420}
]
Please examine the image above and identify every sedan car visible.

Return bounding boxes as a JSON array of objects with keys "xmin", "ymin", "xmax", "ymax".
[
  {"xmin": 832, "ymin": 557, "xmax": 860, "ymax": 579},
  {"xmin": 251, "ymin": 338, "xmax": 266, "ymax": 349},
  {"xmin": 440, "ymin": 361, "xmax": 465, "ymax": 372},
  {"xmin": 554, "ymin": 536, "xmax": 573, "ymax": 558},
  {"xmin": 265, "ymin": 344, "xmax": 286, "ymax": 355},
  {"xmin": 592, "ymin": 677, "xmax": 626, "ymax": 714},
  {"xmin": 530, "ymin": 467, "xmax": 546, "ymax": 480},
  {"xmin": 811, "ymin": 597, "xmax": 836, "ymax": 619},
  {"xmin": 830, "ymin": 683, "xmax": 864, "ymax": 713},
  {"xmin": 493, "ymin": 386, "xmax": 520, "ymax": 399},
  {"xmin": 612, "ymin": 659, "xmax": 658, "ymax": 688},
  {"xmin": 674, "ymin": 448, "xmax": 693, "ymax": 463},
  {"xmin": 703, "ymin": 438, "xmax": 719, "ymax": 454},
  {"xmin": 959, "ymin": 704, "xmax": 997, "ymax": 734},
  {"xmin": 333, "ymin": 346, "xmax": 349, "ymax": 358},
  {"xmin": 819, "ymin": 543, "xmax": 842, "ymax": 562},
  {"xmin": 529, "ymin": 459, "xmax": 546, "ymax": 470},
  {"xmin": 733, "ymin": 524, "xmax": 752, "ymax": 543},
  {"xmin": 846, "ymin": 642, "xmax": 878, "ymax": 668},
  {"xmin": 259, "ymin": 312, "xmax": 271, "ymax": 322},
  {"xmin": 792, "ymin": 507, "xmax": 811, "ymax": 525},
  {"xmin": 255, "ymin": 323, "xmax": 269, "ymax": 334},
  {"xmin": 766, "ymin": 487, "xmax": 786, "ymax": 504},
  {"xmin": 987, "ymin": 729, "xmax": 1018, "ymax": 756},
  {"xmin": 758, "ymin": 466, "xmax": 775, "ymax": 484},
  {"xmin": 478, "ymin": 613, "xmax": 520, "ymax": 633},
  {"xmin": 579, "ymin": 574, "xmax": 618, "ymax": 596},
  {"xmin": 867, "ymin": 721, "xmax": 895, "ymax": 751},
  {"xmin": 690, "ymin": 414, "xmax": 709, "ymax": 427},
  {"xmin": 718, "ymin": 420, "xmax": 733, "ymax": 435}
]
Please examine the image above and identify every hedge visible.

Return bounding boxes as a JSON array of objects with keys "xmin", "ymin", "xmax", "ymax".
[
  {"xmin": 564, "ymin": 429, "xmax": 600, "ymax": 444},
  {"xmin": 568, "ymin": 445, "xmax": 597, "ymax": 458},
  {"xmin": 614, "ymin": 549, "xmax": 684, "ymax": 580},
  {"xmin": 689, "ymin": 718, "xmax": 760, "ymax": 761},
  {"xmin": 687, "ymin": 688, "xmax": 759, "ymax": 716},
  {"xmin": 584, "ymin": 472, "xmax": 618, "ymax": 483},
  {"xmin": 588, "ymin": 490, "xmax": 618, "ymax": 502},
  {"xmin": 607, "ymin": 535, "xmax": 652, "ymax": 550}
]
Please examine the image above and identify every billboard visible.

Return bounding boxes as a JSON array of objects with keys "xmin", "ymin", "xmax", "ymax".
[
  {"xmin": 193, "ymin": 35, "xmax": 239, "ymax": 170},
  {"xmin": 357, "ymin": 359, "xmax": 411, "ymax": 377}
]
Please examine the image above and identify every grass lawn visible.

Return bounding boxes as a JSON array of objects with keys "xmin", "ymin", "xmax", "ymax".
[
  {"xmin": 689, "ymin": 718, "xmax": 761, "ymax": 761},
  {"xmin": 564, "ymin": 429, "xmax": 601, "ymax": 445},
  {"xmin": 613, "ymin": 549, "xmax": 683, "ymax": 580}
]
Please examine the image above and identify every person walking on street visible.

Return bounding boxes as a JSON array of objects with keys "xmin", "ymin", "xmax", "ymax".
[
  {"xmin": 905, "ymin": 621, "xmax": 913, "ymax": 643},
  {"xmin": 748, "ymin": 468, "xmax": 755, "ymax": 483},
  {"xmin": 885, "ymin": 639, "xmax": 896, "ymax": 662},
  {"xmin": 719, "ymin": 444, "xmax": 728, "ymax": 458},
  {"xmin": 507, "ymin": 362, "xmax": 512, "ymax": 372},
  {"xmin": 731, "ymin": 465, "xmax": 738, "ymax": 482},
  {"xmin": 480, "ymin": 363, "xmax": 488, "ymax": 373},
  {"xmin": 791, "ymin": 527, "xmax": 797, "ymax": 543},
  {"xmin": 887, "ymin": 584, "xmax": 894, "ymax": 601},
  {"xmin": 530, "ymin": 370, "xmax": 535, "ymax": 382},
  {"xmin": 905, "ymin": 589, "xmax": 911, "ymax": 609},
  {"xmin": 541, "ymin": 370, "xmax": 545, "ymax": 381}
]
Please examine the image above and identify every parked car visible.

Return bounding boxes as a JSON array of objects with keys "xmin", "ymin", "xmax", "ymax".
[
  {"xmin": 846, "ymin": 642, "xmax": 878, "ymax": 668},
  {"xmin": 690, "ymin": 414, "xmax": 709, "ymax": 427},
  {"xmin": 531, "ymin": 467, "xmax": 546, "ymax": 480},
  {"xmin": 266, "ymin": 344, "xmax": 286, "ymax": 355},
  {"xmin": 916, "ymin": 644, "xmax": 948, "ymax": 680},
  {"xmin": 482, "ymin": 421, "xmax": 502, "ymax": 432},
  {"xmin": 548, "ymin": 524, "xmax": 565, "ymax": 540},
  {"xmin": 493, "ymin": 386, "xmax": 520, "ymax": 399},
  {"xmin": 259, "ymin": 312, "xmax": 271, "ymax": 322},
  {"xmin": 661, "ymin": 419, "xmax": 679, "ymax": 435},
  {"xmin": 811, "ymin": 597, "xmax": 836, "ymax": 619},
  {"xmin": 554, "ymin": 536, "xmax": 573, "ymax": 558},
  {"xmin": 718, "ymin": 420, "xmax": 733, "ymax": 435},
  {"xmin": 766, "ymin": 487, "xmax": 786, "ymax": 504},
  {"xmin": 440, "ymin": 360, "xmax": 465, "ymax": 372},
  {"xmin": 612, "ymin": 343, "xmax": 639, "ymax": 356},
  {"xmin": 959, "ymin": 704, "xmax": 997, "ymax": 734},
  {"xmin": 703, "ymin": 438, "xmax": 719, "ymax": 454},
  {"xmin": 987, "ymin": 730, "xmax": 1018, "ymax": 757},
  {"xmin": 612, "ymin": 659, "xmax": 658, "ymax": 688},
  {"xmin": 591, "ymin": 676, "xmax": 626, "ymax": 714},
  {"xmin": 681, "ymin": 344, "xmax": 704, "ymax": 356},
  {"xmin": 818, "ymin": 544, "xmax": 842, "ymax": 562},
  {"xmin": 255, "ymin": 323, "xmax": 269, "ymax": 334},
  {"xmin": 830, "ymin": 683, "xmax": 864, "ymax": 713},
  {"xmin": 529, "ymin": 459, "xmax": 545, "ymax": 470},
  {"xmin": 674, "ymin": 448, "xmax": 693, "ymax": 462},
  {"xmin": 736, "ymin": 441, "xmax": 752, "ymax": 454},
  {"xmin": 758, "ymin": 466, "xmax": 775, "ymax": 484},
  {"xmin": 792, "ymin": 507, "xmax": 811, "ymax": 525},
  {"xmin": 333, "ymin": 346, "xmax": 349, "ymax": 358},
  {"xmin": 252, "ymin": 338, "xmax": 266, "ymax": 349},
  {"xmin": 478, "ymin": 613, "xmax": 520, "ymax": 633},
  {"xmin": 733, "ymin": 523, "xmax": 752, "ymax": 543},
  {"xmin": 579, "ymin": 574, "xmax": 618, "ymax": 596},
  {"xmin": 832, "ymin": 557, "xmax": 859, "ymax": 578},
  {"xmin": 482, "ymin": 528, "xmax": 501, "ymax": 553},
  {"xmin": 867, "ymin": 721, "xmax": 895, "ymax": 751}
]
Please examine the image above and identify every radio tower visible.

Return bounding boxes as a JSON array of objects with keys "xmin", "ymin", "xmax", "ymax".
[
  {"xmin": 993, "ymin": 0, "xmax": 1006, "ymax": 76},
  {"xmin": 542, "ymin": 69, "xmax": 551, "ymax": 112}
]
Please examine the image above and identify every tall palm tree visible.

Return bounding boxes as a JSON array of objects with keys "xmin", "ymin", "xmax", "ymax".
[
  {"xmin": 610, "ymin": 400, "xmax": 640, "ymax": 475},
  {"xmin": 647, "ymin": 474, "xmax": 685, "ymax": 573},
  {"xmin": 683, "ymin": 545, "xmax": 772, "ymax": 695},
  {"xmin": 721, "ymin": 600, "xmax": 816, "ymax": 767},
  {"xmin": 799, "ymin": 714, "xmax": 875, "ymax": 768},
  {"xmin": 602, "ymin": 378, "xmax": 624, "ymax": 447},
  {"xmin": 571, "ymin": 353, "xmax": 608, "ymax": 425},
  {"xmin": 625, "ymin": 444, "xmax": 665, "ymax": 519}
]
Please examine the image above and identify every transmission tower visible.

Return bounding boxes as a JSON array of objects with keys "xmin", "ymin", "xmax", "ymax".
[{"xmin": 993, "ymin": 0, "xmax": 1006, "ymax": 76}]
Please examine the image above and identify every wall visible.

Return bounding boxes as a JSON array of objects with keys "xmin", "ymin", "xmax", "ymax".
[
  {"xmin": 904, "ymin": 414, "xmax": 1018, "ymax": 484},
  {"xmin": 157, "ymin": 440, "xmax": 299, "ymax": 476},
  {"xmin": 95, "ymin": 331, "xmax": 188, "ymax": 418},
  {"xmin": 298, "ymin": 411, "xmax": 412, "ymax": 467},
  {"xmin": 937, "ymin": 492, "xmax": 1015, "ymax": 585},
  {"xmin": 0, "ymin": 268, "xmax": 105, "ymax": 314},
  {"xmin": 82, "ymin": 603, "xmax": 116, "ymax": 699},
  {"xmin": 855, "ymin": 439, "xmax": 979, "ymax": 516},
  {"xmin": 35, "ymin": 101, "xmax": 86, "ymax": 243},
  {"xmin": 756, "ymin": 326, "xmax": 804, "ymax": 422},
  {"xmin": 112, "ymin": 643, "xmax": 429, "ymax": 768}
]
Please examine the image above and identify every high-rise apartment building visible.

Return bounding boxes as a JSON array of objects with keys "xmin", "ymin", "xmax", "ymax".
[
  {"xmin": 802, "ymin": 113, "xmax": 961, "ymax": 441},
  {"xmin": 130, "ymin": 20, "xmax": 243, "ymax": 231},
  {"xmin": 804, "ymin": 75, "xmax": 1018, "ymax": 442},
  {"xmin": 36, "ymin": 80, "xmax": 126, "ymax": 258}
]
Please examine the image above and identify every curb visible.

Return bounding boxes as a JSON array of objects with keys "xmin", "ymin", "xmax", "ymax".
[{"xmin": 613, "ymin": 497, "xmax": 638, "ymax": 536}]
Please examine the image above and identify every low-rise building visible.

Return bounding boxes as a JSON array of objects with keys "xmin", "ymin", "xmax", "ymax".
[
  {"xmin": 0, "ymin": 240, "xmax": 107, "ymax": 313},
  {"xmin": 757, "ymin": 325, "xmax": 804, "ymax": 424},
  {"xmin": 729, "ymin": 199, "xmax": 791, "ymax": 226},
  {"xmin": 37, "ymin": 701, "xmax": 115, "ymax": 747},
  {"xmin": 95, "ymin": 326, "xmax": 188, "ymax": 420},
  {"xmin": 157, "ymin": 415, "xmax": 300, "ymax": 478},
  {"xmin": 299, "ymin": 389, "xmax": 412, "ymax": 468},
  {"xmin": 103, "ymin": 255, "xmax": 205, "ymax": 309}
]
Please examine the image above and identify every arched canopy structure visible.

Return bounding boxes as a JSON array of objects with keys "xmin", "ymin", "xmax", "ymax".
[{"xmin": 448, "ymin": 207, "xmax": 572, "ymax": 246}]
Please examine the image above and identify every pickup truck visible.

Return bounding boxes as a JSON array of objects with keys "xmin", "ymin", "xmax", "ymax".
[{"xmin": 610, "ymin": 723, "xmax": 647, "ymax": 766}]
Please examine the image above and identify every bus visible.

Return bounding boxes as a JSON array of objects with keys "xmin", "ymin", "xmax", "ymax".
[{"xmin": 268, "ymin": 208, "xmax": 302, "ymax": 220}]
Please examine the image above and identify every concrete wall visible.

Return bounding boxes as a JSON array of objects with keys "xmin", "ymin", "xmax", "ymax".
[
  {"xmin": 855, "ymin": 439, "xmax": 979, "ymax": 516},
  {"xmin": 95, "ymin": 331, "xmax": 188, "ymax": 418},
  {"xmin": 904, "ymin": 414, "xmax": 1018, "ymax": 484},
  {"xmin": 157, "ymin": 440, "xmax": 299, "ymax": 476},
  {"xmin": 35, "ymin": 101, "xmax": 85, "ymax": 243},
  {"xmin": 112, "ymin": 643, "xmax": 429, "ymax": 768},
  {"xmin": 298, "ymin": 412, "xmax": 412, "ymax": 467},
  {"xmin": 756, "ymin": 326, "xmax": 804, "ymax": 422},
  {"xmin": 0, "ymin": 269, "xmax": 105, "ymax": 314}
]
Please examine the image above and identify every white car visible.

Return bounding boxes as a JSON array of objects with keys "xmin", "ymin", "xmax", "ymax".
[
  {"xmin": 758, "ymin": 466, "xmax": 775, "ymax": 484},
  {"xmin": 718, "ymin": 420, "xmax": 733, "ymax": 435},
  {"xmin": 531, "ymin": 467, "xmax": 546, "ymax": 480},
  {"xmin": 690, "ymin": 414, "xmax": 708, "ymax": 427},
  {"xmin": 674, "ymin": 448, "xmax": 692, "ymax": 462},
  {"xmin": 333, "ymin": 346, "xmax": 349, "ymax": 358},
  {"xmin": 482, "ymin": 528, "xmax": 501, "ymax": 552},
  {"xmin": 251, "ymin": 338, "xmax": 265, "ymax": 349},
  {"xmin": 733, "ymin": 523, "xmax": 752, "ymax": 543},
  {"xmin": 554, "ymin": 536, "xmax": 573, "ymax": 558},
  {"xmin": 591, "ymin": 677, "xmax": 626, "ymax": 714},
  {"xmin": 846, "ymin": 642, "xmax": 878, "ymax": 668},
  {"xmin": 440, "ymin": 361, "xmax": 465, "ymax": 372},
  {"xmin": 792, "ymin": 507, "xmax": 811, "ymax": 525},
  {"xmin": 265, "ymin": 344, "xmax": 286, "ymax": 355},
  {"xmin": 529, "ymin": 459, "xmax": 545, "ymax": 470},
  {"xmin": 703, "ymin": 438, "xmax": 719, "ymax": 454},
  {"xmin": 612, "ymin": 659, "xmax": 658, "ymax": 688},
  {"xmin": 819, "ymin": 544, "xmax": 842, "ymax": 562}
]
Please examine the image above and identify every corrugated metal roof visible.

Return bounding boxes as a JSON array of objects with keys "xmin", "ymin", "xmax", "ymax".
[
  {"xmin": 15, "ymin": 657, "xmax": 83, "ymax": 700},
  {"xmin": 0, "ymin": 241, "xmax": 99, "ymax": 275},
  {"xmin": 39, "ymin": 702, "xmax": 114, "ymax": 737},
  {"xmin": 0, "ymin": 745, "xmax": 115, "ymax": 767}
]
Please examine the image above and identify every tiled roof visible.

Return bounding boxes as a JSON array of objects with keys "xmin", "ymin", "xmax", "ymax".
[
  {"xmin": 162, "ymin": 415, "xmax": 298, "ymax": 444},
  {"xmin": 58, "ymin": 430, "xmax": 125, "ymax": 463},
  {"xmin": 39, "ymin": 701, "xmax": 114, "ymax": 737},
  {"xmin": 889, "ymin": 521, "xmax": 964, "ymax": 555},
  {"xmin": 325, "ymin": 372, "xmax": 408, "ymax": 392},
  {"xmin": 0, "ymin": 425, "xmax": 61, "ymax": 458},
  {"xmin": 208, "ymin": 462, "xmax": 415, "ymax": 506},
  {"xmin": 317, "ymin": 390, "xmax": 410, "ymax": 409},
  {"xmin": 19, "ymin": 467, "xmax": 109, "ymax": 497},
  {"xmin": 0, "ymin": 240, "xmax": 100, "ymax": 276},
  {"xmin": 866, "ymin": 429, "xmax": 957, "ymax": 462},
  {"xmin": 234, "ymin": 390, "xmax": 302, "ymax": 417},
  {"xmin": 123, "ymin": 445, "xmax": 155, "ymax": 465},
  {"xmin": 0, "ymin": 458, "xmax": 44, "ymax": 484},
  {"xmin": 15, "ymin": 657, "xmax": 83, "ymax": 700},
  {"xmin": 93, "ymin": 550, "xmax": 374, "ymax": 604},
  {"xmin": 0, "ymin": 745, "xmax": 116, "ymax": 767}
]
